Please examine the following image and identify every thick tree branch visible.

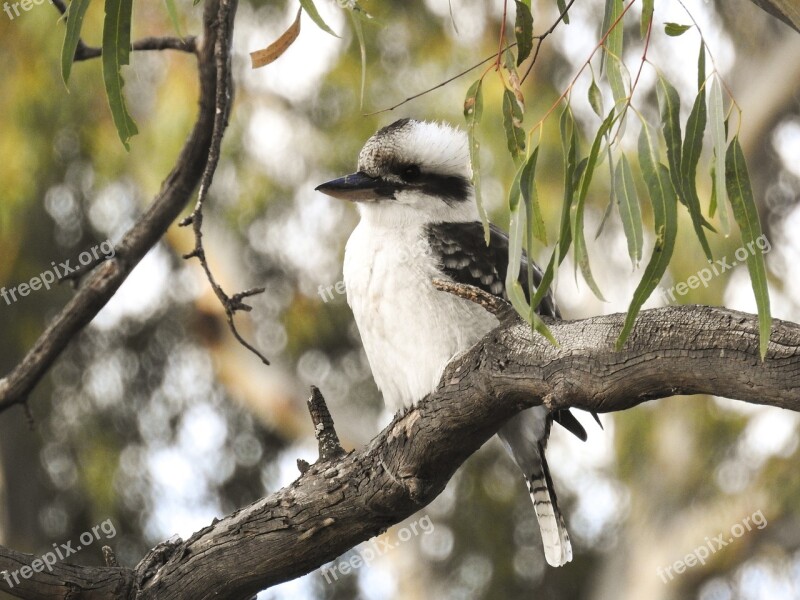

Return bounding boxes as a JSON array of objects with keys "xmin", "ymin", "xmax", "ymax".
[
  {"xmin": 0, "ymin": 0, "xmax": 233, "ymax": 414},
  {"xmin": 1, "ymin": 305, "xmax": 797, "ymax": 599}
]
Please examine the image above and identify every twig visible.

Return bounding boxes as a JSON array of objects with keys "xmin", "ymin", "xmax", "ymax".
[
  {"xmin": 432, "ymin": 278, "xmax": 514, "ymax": 320},
  {"xmin": 52, "ymin": 0, "xmax": 196, "ymax": 60},
  {"xmin": 180, "ymin": 0, "xmax": 270, "ymax": 367},
  {"xmin": 75, "ymin": 37, "xmax": 197, "ymax": 61},
  {"xmin": 530, "ymin": 0, "xmax": 638, "ymax": 136},
  {"xmin": 520, "ymin": 0, "xmax": 577, "ymax": 84},
  {"xmin": 363, "ymin": 44, "xmax": 516, "ymax": 116},
  {"xmin": 495, "ymin": 0, "xmax": 509, "ymax": 70}
]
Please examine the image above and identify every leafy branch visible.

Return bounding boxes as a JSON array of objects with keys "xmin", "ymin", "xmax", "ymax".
[{"xmin": 461, "ymin": 0, "xmax": 772, "ymax": 358}]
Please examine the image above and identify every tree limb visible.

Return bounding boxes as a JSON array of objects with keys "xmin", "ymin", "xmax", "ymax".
[
  {"xmin": 0, "ymin": 0, "xmax": 232, "ymax": 414},
  {"xmin": 1, "ymin": 305, "xmax": 797, "ymax": 599}
]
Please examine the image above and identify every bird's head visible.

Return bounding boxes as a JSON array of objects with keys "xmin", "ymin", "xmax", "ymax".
[{"xmin": 316, "ymin": 119, "xmax": 477, "ymax": 225}]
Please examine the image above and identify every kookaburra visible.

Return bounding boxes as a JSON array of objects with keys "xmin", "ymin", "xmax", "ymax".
[{"xmin": 316, "ymin": 118, "xmax": 592, "ymax": 567}]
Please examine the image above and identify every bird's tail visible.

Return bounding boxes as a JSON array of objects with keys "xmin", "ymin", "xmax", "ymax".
[
  {"xmin": 498, "ymin": 408, "xmax": 572, "ymax": 567},
  {"xmin": 527, "ymin": 442, "xmax": 572, "ymax": 567}
]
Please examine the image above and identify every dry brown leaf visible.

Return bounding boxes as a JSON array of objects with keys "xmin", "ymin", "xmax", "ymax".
[{"xmin": 250, "ymin": 8, "xmax": 302, "ymax": 69}]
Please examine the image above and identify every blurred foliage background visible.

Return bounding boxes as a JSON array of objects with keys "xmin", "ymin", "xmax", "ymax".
[{"xmin": 1, "ymin": 0, "xmax": 799, "ymax": 598}]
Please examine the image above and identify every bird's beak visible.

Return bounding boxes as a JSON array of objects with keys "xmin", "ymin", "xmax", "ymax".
[{"xmin": 315, "ymin": 171, "xmax": 397, "ymax": 202}]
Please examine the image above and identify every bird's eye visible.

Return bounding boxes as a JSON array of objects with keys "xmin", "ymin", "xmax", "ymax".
[{"xmin": 401, "ymin": 164, "xmax": 421, "ymax": 182}]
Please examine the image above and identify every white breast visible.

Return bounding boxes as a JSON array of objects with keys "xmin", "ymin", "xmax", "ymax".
[{"xmin": 344, "ymin": 220, "xmax": 498, "ymax": 412}]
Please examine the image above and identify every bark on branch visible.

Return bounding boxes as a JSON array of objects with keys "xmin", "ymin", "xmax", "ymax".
[{"xmin": 1, "ymin": 305, "xmax": 797, "ymax": 599}]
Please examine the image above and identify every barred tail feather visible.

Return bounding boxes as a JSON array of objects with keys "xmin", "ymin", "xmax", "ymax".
[
  {"xmin": 528, "ymin": 445, "xmax": 572, "ymax": 567},
  {"xmin": 497, "ymin": 407, "xmax": 572, "ymax": 567}
]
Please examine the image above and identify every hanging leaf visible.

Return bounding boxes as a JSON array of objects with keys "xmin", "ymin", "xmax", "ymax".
[
  {"xmin": 102, "ymin": 0, "xmax": 139, "ymax": 150},
  {"xmin": 697, "ymin": 40, "xmax": 706, "ymax": 91},
  {"xmin": 615, "ymin": 153, "xmax": 643, "ymax": 266},
  {"xmin": 298, "ymin": 0, "xmax": 339, "ymax": 37},
  {"xmin": 464, "ymin": 79, "xmax": 490, "ymax": 244},
  {"xmin": 655, "ymin": 74, "xmax": 683, "ymax": 198},
  {"xmin": 726, "ymin": 137, "xmax": 772, "ymax": 359},
  {"xmin": 349, "ymin": 9, "xmax": 367, "ymax": 109},
  {"xmin": 640, "ymin": 0, "xmax": 654, "ymax": 38},
  {"xmin": 664, "ymin": 22, "xmax": 692, "ymax": 36},
  {"xmin": 61, "ymin": 0, "xmax": 92, "ymax": 87},
  {"xmin": 601, "ymin": 0, "xmax": 622, "ymax": 75},
  {"xmin": 250, "ymin": 9, "xmax": 302, "ymax": 69},
  {"xmin": 521, "ymin": 146, "xmax": 547, "ymax": 244},
  {"xmin": 570, "ymin": 108, "xmax": 616, "ymax": 301},
  {"xmin": 507, "ymin": 182, "xmax": 557, "ymax": 344},
  {"xmin": 681, "ymin": 80, "xmax": 713, "ymax": 260},
  {"xmin": 555, "ymin": 0, "xmax": 569, "ymax": 24},
  {"xmin": 709, "ymin": 76, "xmax": 730, "ymax": 234},
  {"xmin": 606, "ymin": 53, "xmax": 629, "ymax": 113},
  {"xmin": 588, "ymin": 78, "xmax": 604, "ymax": 118},
  {"xmin": 617, "ymin": 123, "xmax": 678, "ymax": 349},
  {"xmin": 557, "ymin": 104, "xmax": 579, "ymax": 261},
  {"xmin": 502, "ymin": 89, "xmax": 526, "ymax": 166},
  {"xmin": 164, "ymin": 0, "xmax": 182, "ymax": 38},
  {"xmin": 514, "ymin": 1, "xmax": 534, "ymax": 65}
]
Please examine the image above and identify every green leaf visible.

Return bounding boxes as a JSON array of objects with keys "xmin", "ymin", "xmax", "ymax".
[
  {"xmin": 298, "ymin": 0, "xmax": 339, "ymax": 37},
  {"xmin": 521, "ymin": 146, "xmax": 547, "ymax": 245},
  {"xmin": 164, "ymin": 0, "xmax": 182, "ymax": 38},
  {"xmin": 617, "ymin": 122, "xmax": 678, "ymax": 349},
  {"xmin": 555, "ymin": 0, "xmax": 569, "ymax": 24},
  {"xmin": 570, "ymin": 108, "xmax": 616, "ymax": 301},
  {"xmin": 601, "ymin": 0, "xmax": 623, "ymax": 74},
  {"xmin": 102, "ymin": 0, "xmax": 139, "ymax": 150},
  {"xmin": 502, "ymin": 89, "xmax": 526, "ymax": 166},
  {"xmin": 464, "ymin": 79, "xmax": 490, "ymax": 244},
  {"xmin": 348, "ymin": 9, "xmax": 367, "ymax": 109},
  {"xmin": 595, "ymin": 144, "xmax": 616, "ymax": 239},
  {"xmin": 61, "ymin": 0, "xmax": 92, "ymax": 87},
  {"xmin": 514, "ymin": 1, "xmax": 534, "ymax": 65},
  {"xmin": 557, "ymin": 105, "xmax": 579, "ymax": 262},
  {"xmin": 615, "ymin": 153, "xmax": 643, "ymax": 265},
  {"xmin": 656, "ymin": 73, "xmax": 683, "ymax": 199},
  {"xmin": 641, "ymin": 0, "xmax": 654, "ymax": 38},
  {"xmin": 606, "ymin": 53, "xmax": 629, "ymax": 113},
  {"xmin": 507, "ymin": 188, "xmax": 557, "ymax": 344},
  {"xmin": 664, "ymin": 22, "xmax": 692, "ymax": 36},
  {"xmin": 681, "ymin": 84, "xmax": 714, "ymax": 261},
  {"xmin": 697, "ymin": 40, "xmax": 706, "ymax": 91},
  {"xmin": 726, "ymin": 137, "xmax": 772, "ymax": 359},
  {"xmin": 588, "ymin": 78, "xmax": 604, "ymax": 118},
  {"xmin": 709, "ymin": 76, "xmax": 730, "ymax": 234}
]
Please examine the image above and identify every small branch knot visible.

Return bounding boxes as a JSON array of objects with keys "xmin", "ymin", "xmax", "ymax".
[
  {"xmin": 102, "ymin": 545, "xmax": 118, "ymax": 567},
  {"xmin": 307, "ymin": 386, "xmax": 345, "ymax": 462}
]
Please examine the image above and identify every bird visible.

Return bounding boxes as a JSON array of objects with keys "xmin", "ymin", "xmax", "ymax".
[{"xmin": 316, "ymin": 118, "xmax": 592, "ymax": 567}]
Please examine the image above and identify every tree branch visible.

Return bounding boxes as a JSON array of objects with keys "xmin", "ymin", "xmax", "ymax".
[
  {"xmin": 0, "ymin": 0, "xmax": 232, "ymax": 414},
  {"xmin": 1, "ymin": 305, "xmax": 797, "ymax": 599}
]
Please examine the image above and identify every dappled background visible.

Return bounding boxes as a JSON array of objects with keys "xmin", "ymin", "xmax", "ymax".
[{"xmin": 0, "ymin": 0, "xmax": 799, "ymax": 598}]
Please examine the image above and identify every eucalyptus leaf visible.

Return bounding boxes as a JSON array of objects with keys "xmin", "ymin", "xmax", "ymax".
[
  {"xmin": 726, "ymin": 136, "xmax": 771, "ymax": 359},
  {"xmin": 102, "ymin": 0, "xmax": 139, "ymax": 150}
]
